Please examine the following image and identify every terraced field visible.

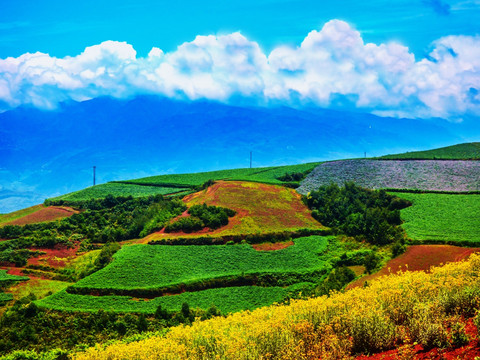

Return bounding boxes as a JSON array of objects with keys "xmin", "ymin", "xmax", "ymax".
[
  {"xmin": 123, "ymin": 162, "xmax": 320, "ymax": 187},
  {"xmin": 1, "ymin": 206, "xmax": 78, "ymax": 226},
  {"xmin": 298, "ymin": 159, "xmax": 480, "ymax": 194},
  {"xmin": 0, "ymin": 205, "xmax": 44, "ymax": 226},
  {"xmin": 70, "ymin": 236, "xmax": 333, "ymax": 295},
  {"xmin": 37, "ymin": 286, "xmax": 289, "ymax": 314},
  {"xmin": 397, "ymin": 192, "xmax": 480, "ymax": 244}
]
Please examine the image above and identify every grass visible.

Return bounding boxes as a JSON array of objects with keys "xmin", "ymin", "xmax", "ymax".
[
  {"xmin": 0, "ymin": 292, "xmax": 13, "ymax": 303},
  {"xmin": 397, "ymin": 193, "xmax": 480, "ymax": 243},
  {"xmin": 379, "ymin": 142, "xmax": 480, "ymax": 160},
  {"xmin": 37, "ymin": 286, "xmax": 289, "ymax": 314},
  {"xmin": 48, "ymin": 183, "xmax": 185, "ymax": 202},
  {"xmin": 8, "ymin": 278, "xmax": 70, "ymax": 301},
  {"xmin": 123, "ymin": 163, "xmax": 321, "ymax": 187},
  {"xmin": 71, "ymin": 236, "xmax": 333, "ymax": 294},
  {"xmin": 0, "ymin": 205, "xmax": 44, "ymax": 226},
  {"xmin": 147, "ymin": 181, "xmax": 326, "ymax": 242}
]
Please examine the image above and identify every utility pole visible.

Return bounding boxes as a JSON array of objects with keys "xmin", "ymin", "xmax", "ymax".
[
  {"xmin": 93, "ymin": 166, "xmax": 96, "ymax": 186},
  {"xmin": 250, "ymin": 151, "xmax": 252, "ymax": 169}
]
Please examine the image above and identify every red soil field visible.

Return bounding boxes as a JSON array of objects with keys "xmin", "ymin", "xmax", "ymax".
[
  {"xmin": 145, "ymin": 180, "xmax": 325, "ymax": 242},
  {"xmin": 252, "ymin": 241, "xmax": 294, "ymax": 251},
  {"xmin": 4, "ymin": 206, "xmax": 78, "ymax": 226},
  {"xmin": 27, "ymin": 244, "xmax": 80, "ymax": 268},
  {"xmin": 356, "ymin": 318, "xmax": 480, "ymax": 360},
  {"xmin": 348, "ymin": 245, "xmax": 480, "ymax": 289}
]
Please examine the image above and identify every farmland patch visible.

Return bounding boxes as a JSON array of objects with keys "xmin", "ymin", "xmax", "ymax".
[
  {"xmin": 298, "ymin": 160, "xmax": 480, "ymax": 193},
  {"xmin": 398, "ymin": 192, "xmax": 480, "ymax": 243},
  {"xmin": 2, "ymin": 206, "xmax": 78, "ymax": 226},
  {"xmin": 347, "ymin": 245, "xmax": 480, "ymax": 289}
]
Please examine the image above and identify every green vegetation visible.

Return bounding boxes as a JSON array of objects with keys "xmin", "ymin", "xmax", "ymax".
[
  {"xmin": 122, "ymin": 162, "xmax": 320, "ymax": 187},
  {"xmin": 397, "ymin": 192, "xmax": 480, "ymax": 244},
  {"xmin": 37, "ymin": 286, "xmax": 288, "ymax": 314},
  {"xmin": 0, "ymin": 195, "xmax": 186, "ymax": 266},
  {"xmin": 304, "ymin": 182, "xmax": 411, "ymax": 245},
  {"xmin": 0, "ymin": 292, "xmax": 13, "ymax": 304},
  {"xmin": 165, "ymin": 204, "xmax": 236, "ymax": 233},
  {"xmin": 0, "ymin": 270, "xmax": 29, "ymax": 284},
  {"xmin": 379, "ymin": 142, "xmax": 480, "ymax": 160},
  {"xmin": 70, "ymin": 236, "xmax": 334, "ymax": 296},
  {"xmin": 47, "ymin": 183, "xmax": 185, "ymax": 202}
]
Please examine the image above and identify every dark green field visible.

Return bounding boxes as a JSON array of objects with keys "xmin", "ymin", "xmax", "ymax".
[
  {"xmin": 398, "ymin": 192, "xmax": 480, "ymax": 243},
  {"xmin": 36, "ymin": 286, "xmax": 288, "ymax": 314}
]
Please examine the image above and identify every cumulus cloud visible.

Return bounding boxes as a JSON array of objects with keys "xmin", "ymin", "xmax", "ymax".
[{"xmin": 0, "ymin": 20, "xmax": 479, "ymax": 120}]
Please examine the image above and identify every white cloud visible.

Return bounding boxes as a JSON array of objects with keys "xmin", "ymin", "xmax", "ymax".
[{"xmin": 0, "ymin": 20, "xmax": 479, "ymax": 119}]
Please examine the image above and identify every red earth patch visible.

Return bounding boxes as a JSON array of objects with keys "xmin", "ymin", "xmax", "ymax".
[
  {"xmin": 4, "ymin": 206, "xmax": 79, "ymax": 226},
  {"xmin": 252, "ymin": 241, "xmax": 294, "ymax": 251},
  {"xmin": 347, "ymin": 245, "xmax": 480, "ymax": 289},
  {"xmin": 27, "ymin": 244, "xmax": 80, "ymax": 269}
]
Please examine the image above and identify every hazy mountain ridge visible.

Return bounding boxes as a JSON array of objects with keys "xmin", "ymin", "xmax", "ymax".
[{"xmin": 0, "ymin": 95, "xmax": 473, "ymax": 213}]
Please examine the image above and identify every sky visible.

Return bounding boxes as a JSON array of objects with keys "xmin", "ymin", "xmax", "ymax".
[{"xmin": 0, "ymin": 0, "xmax": 480, "ymax": 119}]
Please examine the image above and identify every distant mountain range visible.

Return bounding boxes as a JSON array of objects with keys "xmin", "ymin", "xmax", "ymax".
[{"xmin": 1, "ymin": 95, "xmax": 478, "ymax": 213}]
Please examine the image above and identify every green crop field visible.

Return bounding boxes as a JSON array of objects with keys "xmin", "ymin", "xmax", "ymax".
[
  {"xmin": 71, "ymin": 236, "xmax": 334, "ymax": 294},
  {"xmin": 37, "ymin": 286, "xmax": 288, "ymax": 314},
  {"xmin": 0, "ymin": 270, "xmax": 29, "ymax": 283},
  {"xmin": 379, "ymin": 142, "xmax": 480, "ymax": 160},
  {"xmin": 49, "ymin": 183, "xmax": 185, "ymax": 202},
  {"xmin": 397, "ymin": 192, "xmax": 480, "ymax": 243},
  {"xmin": 123, "ymin": 163, "xmax": 321, "ymax": 187}
]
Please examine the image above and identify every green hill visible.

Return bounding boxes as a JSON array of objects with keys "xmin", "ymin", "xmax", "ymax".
[{"xmin": 378, "ymin": 142, "xmax": 480, "ymax": 160}]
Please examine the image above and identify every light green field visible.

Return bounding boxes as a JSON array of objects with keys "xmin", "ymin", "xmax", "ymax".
[
  {"xmin": 71, "ymin": 236, "xmax": 333, "ymax": 293},
  {"xmin": 49, "ymin": 183, "xmax": 185, "ymax": 202},
  {"xmin": 37, "ymin": 286, "xmax": 288, "ymax": 314},
  {"xmin": 379, "ymin": 142, "xmax": 480, "ymax": 160},
  {"xmin": 397, "ymin": 192, "xmax": 480, "ymax": 243},
  {"xmin": 124, "ymin": 163, "xmax": 321, "ymax": 187}
]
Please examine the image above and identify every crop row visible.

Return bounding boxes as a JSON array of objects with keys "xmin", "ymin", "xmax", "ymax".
[
  {"xmin": 37, "ymin": 286, "xmax": 289, "ymax": 314},
  {"xmin": 298, "ymin": 159, "xmax": 480, "ymax": 194},
  {"xmin": 70, "ymin": 236, "xmax": 336, "ymax": 295}
]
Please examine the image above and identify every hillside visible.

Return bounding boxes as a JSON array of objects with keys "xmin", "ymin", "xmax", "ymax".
[{"xmin": 379, "ymin": 142, "xmax": 480, "ymax": 160}]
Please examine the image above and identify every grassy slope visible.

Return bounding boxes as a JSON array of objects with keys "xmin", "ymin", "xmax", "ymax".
[
  {"xmin": 71, "ymin": 236, "xmax": 332, "ymax": 292},
  {"xmin": 0, "ymin": 205, "xmax": 44, "ymax": 226},
  {"xmin": 0, "ymin": 270, "xmax": 29, "ymax": 282},
  {"xmin": 123, "ymin": 163, "xmax": 321, "ymax": 187},
  {"xmin": 37, "ymin": 286, "xmax": 289, "ymax": 314},
  {"xmin": 49, "ymin": 183, "xmax": 186, "ymax": 202},
  {"xmin": 379, "ymin": 142, "xmax": 480, "ymax": 159},
  {"xmin": 397, "ymin": 192, "xmax": 480, "ymax": 243}
]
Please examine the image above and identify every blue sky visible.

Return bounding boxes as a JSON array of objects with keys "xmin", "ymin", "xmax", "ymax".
[
  {"xmin": 0, "ymin": 0, "xmax": 479, "ymax": 119},
  {"xmin": 1, "ymin": 0, "xmax": 478, "ymax": 58}
]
